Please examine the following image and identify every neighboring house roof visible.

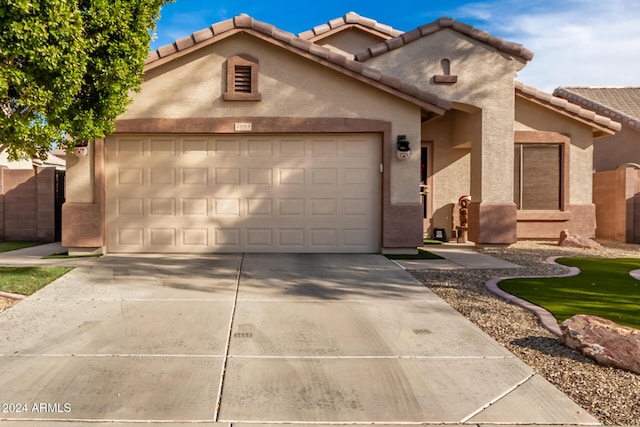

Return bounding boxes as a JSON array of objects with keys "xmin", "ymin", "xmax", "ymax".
[
  {"xmin": 554, "ymin": 87, "xmax": 640, "ymax": 131},
  {"xmin": 146, "ymin": 14, "xmax": 450, "ymax": 115},
  {"xmin": 354, "ymin": 17, "xmax": 534, "ymax": 63},
  {"xmin": 32, "ymin": 148, "xmax": 66, "ymax": 170},
  {"xmin": 515, "ymin": 81, "xmax": 621, "ymax": 136},
  {"xmin": 298, "ymin": 11, "xmax": 404, "ymax": 41}
]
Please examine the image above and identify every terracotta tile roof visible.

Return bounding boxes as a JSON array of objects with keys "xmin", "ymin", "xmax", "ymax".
[
  {"xmin": 354, "ymin": 17, "xmax": 534, "ymax": 63},
  {"xmin": 553, "ymin": 87, "xmax": 640, "ymax": 131},
  {"xmin": 298, "ymin": 11, "xmax": 404, "ymax": 40},
  {"xmin": 515, "ymin": 81, "xmax": 621, "ymax": 134},
  {"xmin": 146, "ymin": 14, "xmax": 451, "ymax": 114}
]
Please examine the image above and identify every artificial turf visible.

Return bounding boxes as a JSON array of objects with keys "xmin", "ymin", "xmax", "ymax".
[{"xmin": 498, "ymin": 257, "xmax": 640, "ymax": 329}]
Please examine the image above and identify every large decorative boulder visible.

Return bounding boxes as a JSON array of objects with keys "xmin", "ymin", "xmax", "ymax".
[
  {"xmin": 561, "ymin": 314, "xmax": 640, "ymax": 374},
  {"xmin": 558, "ymin": 229, "xmax": 603, "ymax": 250}
]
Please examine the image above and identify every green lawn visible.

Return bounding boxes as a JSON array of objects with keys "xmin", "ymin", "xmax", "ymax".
[
  {"xmin": 498, "ymin": 258, "xmax": 640, "ymax": 329},
  {"xmin": 0, "ymin": 267, "xmax": 74, "ymax": 296},
  {"xmin": 0, "ymin": 241, "xmax": 41, "ymax": 253}
]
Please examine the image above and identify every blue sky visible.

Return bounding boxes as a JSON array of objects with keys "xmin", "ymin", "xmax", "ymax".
[{"xmin": 150, "ymin": 0, "xmax": 640, "ymax": 92}]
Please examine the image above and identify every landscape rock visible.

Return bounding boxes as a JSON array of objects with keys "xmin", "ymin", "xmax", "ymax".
[
  {"xmin": 560, "ymin": 314, "xmax": 640, "ymax": 374},
  {"xmin": 558, "ymin": 230, "xmax": 603, "ymax": 250}
]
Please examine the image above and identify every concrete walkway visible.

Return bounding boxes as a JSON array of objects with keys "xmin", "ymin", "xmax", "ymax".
[
  {"xmin": 393, "ymin": 244, "xmax": 522, "ymax": 270},
  {"xmin": 0, "ymin": 249, "xmax": 599, "ymax": 425}
]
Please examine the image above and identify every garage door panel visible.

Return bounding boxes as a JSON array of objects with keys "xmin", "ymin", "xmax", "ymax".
[{"xmin": 106, "ymin": 134, "xmax": 380, "ymax": 253}]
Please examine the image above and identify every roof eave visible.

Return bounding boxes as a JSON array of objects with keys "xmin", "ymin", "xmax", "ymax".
[
  {"xmin": 554, "ymin": 88, "xmax": 640, "ymax": 132},
  {"xmin": 355, "ymin": 17, "xmax": 534, "ymax": 63},
  {"xmin": 516, "ymin": 90, "xmax": 619, "ymax": 137}
]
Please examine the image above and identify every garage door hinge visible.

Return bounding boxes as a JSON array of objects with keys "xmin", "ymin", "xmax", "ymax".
[{"xmin": 380, "ymin": 163, "xmax": 384, "ymax": 173}]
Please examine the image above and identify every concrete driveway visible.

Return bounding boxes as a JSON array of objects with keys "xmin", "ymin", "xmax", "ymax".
[{"xmin": 0, "ymin": 253, "xmax": 598, "ymax": 426}]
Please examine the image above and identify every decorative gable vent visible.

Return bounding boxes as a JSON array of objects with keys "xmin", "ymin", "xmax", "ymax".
[
  {"xmin": 234, "ymin": 65, "xmax": 252, "ymax": 93},
  {"xmin": 224, "ymin": 54, "xmax": 261, "ymax": 101}
]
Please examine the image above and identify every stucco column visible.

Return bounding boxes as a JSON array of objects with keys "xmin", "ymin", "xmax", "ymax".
[
  {"xmin": 61, "ymin": 140, "xmax": 105, "ymax": 254},
  {"xmin": 468, "ymin": 103, "xmax": 517, "ymax": 245}
]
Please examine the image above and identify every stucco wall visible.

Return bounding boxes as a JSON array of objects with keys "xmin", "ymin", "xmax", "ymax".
[
  {"xmin": 515, "ymin": 97, "xmax": 595, "ymax": 205},
  {"xmin": 593, "ymin": 127, "xmax": 640, "ymax": 171},
  {"xmin": 65, "ymin": 142, "xmax": 95, "ymax": 204},
  {"xmin": 315, "ymin": 29, "xmax": 386, "ymax": 55}
]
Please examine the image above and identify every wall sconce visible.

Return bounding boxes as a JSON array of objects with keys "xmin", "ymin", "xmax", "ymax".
[
  {"xmin": 73, "ymin": 144, "xmax": 88, "ymax": 157},
  {"xmin": 397, "ymin": 135, "xmax": 411, "ymax": 160}
]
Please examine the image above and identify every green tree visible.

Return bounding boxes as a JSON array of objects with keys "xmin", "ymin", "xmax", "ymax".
[{"xmin": 0, "ymin": 0, "xmax": 171, "ymax": 160}]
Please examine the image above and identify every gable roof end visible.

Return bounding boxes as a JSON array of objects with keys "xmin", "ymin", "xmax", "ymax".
[
  {"xmin": 516, "ymin": 81, "xmax": 621, "ymax": 135},
  {"xmin": 145, "ymin": 14, "xmax": 451, "ymax": 115},
  {"xmin": 298, "ymin": 12, "xmax": 404, "ymax": 40},
  {"xmin": 355, "ymin": 17, "xmax": 534, "ymax": 62},
  {"xmin": 554, "ymin": 87, "xmax": 640, "ymax": 132}
]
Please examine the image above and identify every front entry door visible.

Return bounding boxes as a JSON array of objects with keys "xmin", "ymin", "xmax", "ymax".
[{"xmin": 420, "ymin": 142, "xmax": 432, "ymax": 239}]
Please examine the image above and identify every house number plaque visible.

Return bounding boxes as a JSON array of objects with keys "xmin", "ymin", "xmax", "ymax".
[{"xmin": 234, "ymin": 122, "xmax": 252, "ymax": 132}]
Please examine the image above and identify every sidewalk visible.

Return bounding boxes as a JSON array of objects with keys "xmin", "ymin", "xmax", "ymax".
[
  {"xmin": 392, "ymin": 244, "xmax": 522, "ymax": 270},
  {"xmin": 0, "ymin": 242, "xmax": 95, "ymax": 266}
]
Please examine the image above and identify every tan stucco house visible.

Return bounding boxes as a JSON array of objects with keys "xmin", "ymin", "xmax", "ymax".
[{"xmin": 62, "ymin": 12, "xmax": 620, "ymax": 254}]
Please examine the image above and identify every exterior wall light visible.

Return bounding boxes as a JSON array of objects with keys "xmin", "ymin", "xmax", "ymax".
[
  {"xmin": 73, "ymin": 144, "xmax": 88, "ymax": 157},
  {"xmin": 397, "ymin": 135, "xmax": 411, "ymax": 160}
]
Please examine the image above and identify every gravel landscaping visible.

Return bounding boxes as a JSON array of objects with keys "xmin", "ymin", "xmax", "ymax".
[
  {"xmin": 0, "ymin": 295, "xmax": 18, "ymax": 312},
  {"xmin": 411, "ymin": 240, "xmax": 640, "ymax": 425}
]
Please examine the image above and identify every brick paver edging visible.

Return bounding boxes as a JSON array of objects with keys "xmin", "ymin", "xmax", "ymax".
[{"xmin": 485, "ymin": 256, "xmax": 581, "ymax": 337}]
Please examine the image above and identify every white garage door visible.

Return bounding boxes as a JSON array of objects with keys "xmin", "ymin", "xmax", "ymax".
[{"xmin": 105, "ymin": 133, "xmax": 381, "ymax": 253}]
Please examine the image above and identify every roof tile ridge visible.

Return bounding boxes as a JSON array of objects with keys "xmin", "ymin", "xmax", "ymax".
[
  {"xmin": 298, "ymin": 11, "xmax": 404, "ymax": 39},
  {"xmin": 516, "ymin": 82, "xmax": 621, "ymax": 132},
  {"xmin": 354, "ymin": 17, "xmax": 534, "ymax": 63},
  {"xmin": 554, "ymin": 87, "xmax": 640, "ymax": 130},
  {"xmin": 146, "ymin": 14, "xmax": 298, "ymax": 65}
]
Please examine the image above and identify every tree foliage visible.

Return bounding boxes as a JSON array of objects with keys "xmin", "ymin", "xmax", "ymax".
[{"xmin": 0, "ymin": 0, "xmax": 171, "ymax": 160}]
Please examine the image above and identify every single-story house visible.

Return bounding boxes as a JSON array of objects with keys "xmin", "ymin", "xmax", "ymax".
[
  {"xmin": 62, "ymin": 12, "xmax": 620, "ymax": 254},
  {"xmin": 554, "ymin": 87, "xmax": 640, "ymax": 243}
]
